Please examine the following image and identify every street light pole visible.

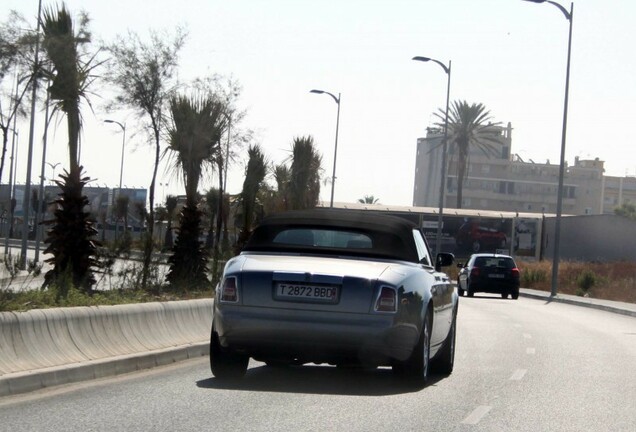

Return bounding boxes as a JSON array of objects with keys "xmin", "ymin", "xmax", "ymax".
[
  {"xmin": 34, "ymin": 88, "xmax": 51, "ymax": 263},
  {"xmin": 20, "ymin": 0, "xmax": 43, "ymax": 268},
  {"xmin": 310, "ymin": 89, "xmax": 341, "ymax": 208},
  {"xmin": 103, "ymin": 119, "xmax": 126, "ymax": 198},
  {"xmin": 412, "ymin": 56, "xmax": 451, "ymax": 258},
  {"xmin": 523, "ymin": 0, "xmax": 573, "ymax": 297},
  {"xmin": 4, "ymin": 129, "xmax": 18, "ymax": 255},
  {"xmin": 46, "ymin": 162, "xmax": 60, "ymax": 184}
]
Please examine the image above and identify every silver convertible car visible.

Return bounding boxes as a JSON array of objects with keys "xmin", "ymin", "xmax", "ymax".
[{"xmin": 210, "ymin": 209, "xmax": 457, "ymax": 385}]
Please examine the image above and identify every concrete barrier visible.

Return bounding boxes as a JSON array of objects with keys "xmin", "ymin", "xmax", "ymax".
[{"xmin": 0, "ymin": 299, "xmax": 213, "ymax": 396}]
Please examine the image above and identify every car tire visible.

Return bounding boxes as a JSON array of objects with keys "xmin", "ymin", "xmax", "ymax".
[
  {"xmin": 210, "ymin": 326, "xmax": 249, "ymax": 380},
  {"xmin": 467, "ymin": 286, "xmax": 474, "ymax": 297},
  {"xmin": 501, "ymin": 292, "xmax": 509, "ymax": 299},
  {"xmin": 457, "ymin": 282, "xmax": 465, "ymax": 297},
  {"xmin": 430, "ymin": 310, "xmax": 456, "ymax": 376},
  {"xmin": 396, "ymin": 312, "xmax": 431, "ymax": 386},
  {"xmin": 511, "ymin": 289, "xmax": 519, "ymax": 300}
]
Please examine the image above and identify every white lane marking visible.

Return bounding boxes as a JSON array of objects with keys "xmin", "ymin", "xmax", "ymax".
[
  {"xmin": 461, "ymin": 406, "xmax": 492, "ymax": 425},
  {"xmin": 510, "ymin": 369, "xmax": 527, "ymax": 380},
  {"xmin": 523, "ymin": 333, "xmax": 532, "ymax": 339},
  {"xmin": 527, "ymin": 347, "xmax": 536, "ymax": 354}
]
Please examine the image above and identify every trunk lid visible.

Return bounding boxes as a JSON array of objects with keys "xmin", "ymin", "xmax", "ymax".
[{"xmin": 235, "ymin": 253, "xmax": 393, "ymax": 313}]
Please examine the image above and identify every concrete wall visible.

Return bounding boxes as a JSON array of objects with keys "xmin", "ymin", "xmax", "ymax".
[
  {"xmin": 0, "ymin": 299, "xmax": 212, "ymax": 396},
  {"xmin": 543, "ymin": 215, "xmax": 636, "ymax": 262}
]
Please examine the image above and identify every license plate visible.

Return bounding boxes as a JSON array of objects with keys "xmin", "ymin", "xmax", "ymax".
[
  {"xmin": 489, "ymin": 274, "xmax": 505, "ymax": 279},
  {"xmin": 275, "ymin": 283, "xmax": 339, "ymax": 302}
]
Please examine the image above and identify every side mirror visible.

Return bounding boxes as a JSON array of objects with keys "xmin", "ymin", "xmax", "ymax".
[
  {"xmin": 435, "ymin": 252, "xmax": 455, "ymax": 271},
  {"xmin": 457, "ymin": 262, "xmax": 464, "ymax": 269}
]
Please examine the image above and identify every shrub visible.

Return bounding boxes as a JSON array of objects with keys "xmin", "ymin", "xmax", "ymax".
[
  {"xmin": 522, "ymin": 267, "xmax": 548, "ymax": 288},
  {"xmin": 575, "ymin": 269, "xmax": 597, "ymax": 296}
]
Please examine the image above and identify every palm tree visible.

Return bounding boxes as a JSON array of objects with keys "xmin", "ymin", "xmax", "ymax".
[
  {"xmin": 271, "ymin": 163, "xmax": 290, "ymax": 212},
  {"xmin": 164, "ymin": 195, "xmax": 177, "ymax": 250},
  {"xmin": 358, "ymin": 195, "xmax": 379, "ymax": 204},
  {"xmin": 436, "ymin": 100, "xmax": 501, "ymax": 208},
  {"xmin": 235, "ymin": 144, "xmax": 267, "ymax": 252},
  {"xmin": 164, "ymin": 94, "xmax": 226, "ymax": 290},
  {"xmin": 40, "ymin": 5, "xmax": 99, "ymax": 292},
  {"xmin": 203, "ymin": 188, "xmax": 219, "ymax": 248},
  {"xmin": 106, "ymin": 27, "xmax": 187, "ymax": 289},
  {"xmin": 288, "ymin": 136, "xmax": 322, "ymax": 210}
]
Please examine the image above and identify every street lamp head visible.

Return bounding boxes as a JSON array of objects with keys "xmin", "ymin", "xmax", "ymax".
[
  {"xmin": 103, "ymin": 119, "xmax": 125, "ymax": 131},
  {"xmin": 523, "ymin": 0, "xmax": 572, "ymax": 20},
  {"xmin": 310, "ymin": 89, "xmax": 340, "ymax": 104},
  {"xmin": 413, "ymin": 56, "xmax": 450, "ymax": 75}
]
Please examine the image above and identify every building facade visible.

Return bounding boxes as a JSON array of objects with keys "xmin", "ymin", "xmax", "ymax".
[{"xmin": 413, "ymin": 123, "xmax": 635, "ymax": 216}]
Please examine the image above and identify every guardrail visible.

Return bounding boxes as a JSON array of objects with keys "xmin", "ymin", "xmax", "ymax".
[{"xmin": 0, "ymin": 299, "xmax": 213, "ymax": 397}]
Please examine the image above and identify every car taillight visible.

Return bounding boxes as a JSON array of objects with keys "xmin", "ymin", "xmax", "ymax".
[
  {"xmin": 511, "ymin": 268, "xmax": 520, "ymax": 278},
  {"xmin": 375, "ymin": 286, "xmax": 397, "ymax": 313},
  {"xmin": 470, "ymin": 267, "xmax": 480, "ymax": 277},
  {"xmin": 220, "ymin": 277, "xmax": 238, "ymax": 303}
]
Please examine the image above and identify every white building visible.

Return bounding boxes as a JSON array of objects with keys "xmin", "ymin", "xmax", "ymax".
[{"xmin": 413, "ymin": 123, "xmax": 635, "ymax": 216}]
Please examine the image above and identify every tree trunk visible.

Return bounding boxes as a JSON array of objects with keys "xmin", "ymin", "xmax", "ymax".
[{"xmin": 142, "ymin": 120, "xmax": 160, "ymax": 288}]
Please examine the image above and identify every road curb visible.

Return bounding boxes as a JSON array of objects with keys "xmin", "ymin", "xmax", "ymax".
[
  {"xmin": 0, "ymin": 299, "xmax": 213, "ymax": 397},
  {"xmin": 519, "ymin": 289, "xmax": 636, "ymax": 318},
  {"xmin": 0, "ymin": 342, "xmax": 208, "ymax": 398}
]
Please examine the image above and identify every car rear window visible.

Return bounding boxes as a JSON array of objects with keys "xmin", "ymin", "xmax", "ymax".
[
  {"xmin": 474, "ymin": 257, "xmax": 515, "ymax": 269},
  {"xmin": 273, "ymin": 229, "xmax": 373, "ymax": 249}
]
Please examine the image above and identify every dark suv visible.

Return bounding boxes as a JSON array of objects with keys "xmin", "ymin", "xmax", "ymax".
[{"xmin": 457, "ymin": 254, "xmax": 520, "ymax": 299}]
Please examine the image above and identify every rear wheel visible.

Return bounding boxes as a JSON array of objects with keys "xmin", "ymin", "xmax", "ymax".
[
  {"xmin": 501, "ymin": 292, "xmax": 509, "ymax": 299},
  {"xmin": 467, "ymin": 285, "xmax": 475, "ymax": 297},
  {"xmin": 511, "ymin": 288, "xmax": 519, "ymax": 300},
  {"xmin": 395, "ymin": 312, "xmax": 431, "ymax": 386},
  {"xmin": 430, "ymin": 310, "xmax": 456, "ymax": 375},
  {"xmin": 210, "ymin": 326, "xmax": 249, "ymax": 380},
  {"xmin": 457, "ymin": 282, "xmax": 465, "ymax": 297}
]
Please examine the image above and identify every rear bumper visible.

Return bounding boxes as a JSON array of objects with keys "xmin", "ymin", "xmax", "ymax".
[
  {"xmin": 213, "ymin": 305, "xmax": 419, "ymax": 365},
  {"xmin": 469, "ymin": 280, "xmax": 519, "ymax": 294}
]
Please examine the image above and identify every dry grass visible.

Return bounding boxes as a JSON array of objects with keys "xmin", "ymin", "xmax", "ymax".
[{"xmin": 517, "ymin": 260, "xmax": 636, "ymax": 303}]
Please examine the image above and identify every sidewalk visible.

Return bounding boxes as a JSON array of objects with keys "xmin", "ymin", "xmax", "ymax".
[{"xmin": 519, "ymin": 288, "xmax": 636, "ymax": 318}]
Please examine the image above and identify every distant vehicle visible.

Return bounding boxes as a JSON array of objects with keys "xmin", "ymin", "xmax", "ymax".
[
  {"xmin": 456, "ymin": 221, "xmax": 507, "ymax": 253},
  {"xmin": 210, "ymin": 208, "xmax": 456, "ymax": 386},
  {"xmin": 457, "ymin": 253, "xmax": 520, "ymax": 299}
]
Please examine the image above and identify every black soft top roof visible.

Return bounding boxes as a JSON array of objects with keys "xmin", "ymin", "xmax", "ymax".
[{"xmin": 243, "ymin": 208, "xmax": 421, "ymax": 262}]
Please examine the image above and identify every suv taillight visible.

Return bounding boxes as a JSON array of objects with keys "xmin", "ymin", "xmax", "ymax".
[
  {"xmin": 219, "ymin": 277, "xmax": 238, "ymax": 303},
  {"xmin": 470, "ymin": 267, "xmax": 480, "ymax": 277},
  {"xmin": 375, "ymin": 286, "xmax": 397, "ymax": 313},
  {"xmin": 511, "ymin": 268, "xmax": 520, "ymax": 278}
]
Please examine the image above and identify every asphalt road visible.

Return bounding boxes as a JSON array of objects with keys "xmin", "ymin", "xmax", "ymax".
[{"xmin": 1, "ymin": 295, "xmax": 634, "ymax": 432}]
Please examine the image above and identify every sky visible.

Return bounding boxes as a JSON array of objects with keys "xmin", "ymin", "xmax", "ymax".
[{"xmin": 3, "ymin": 0, "xmax": 636, "ymax": 207}]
